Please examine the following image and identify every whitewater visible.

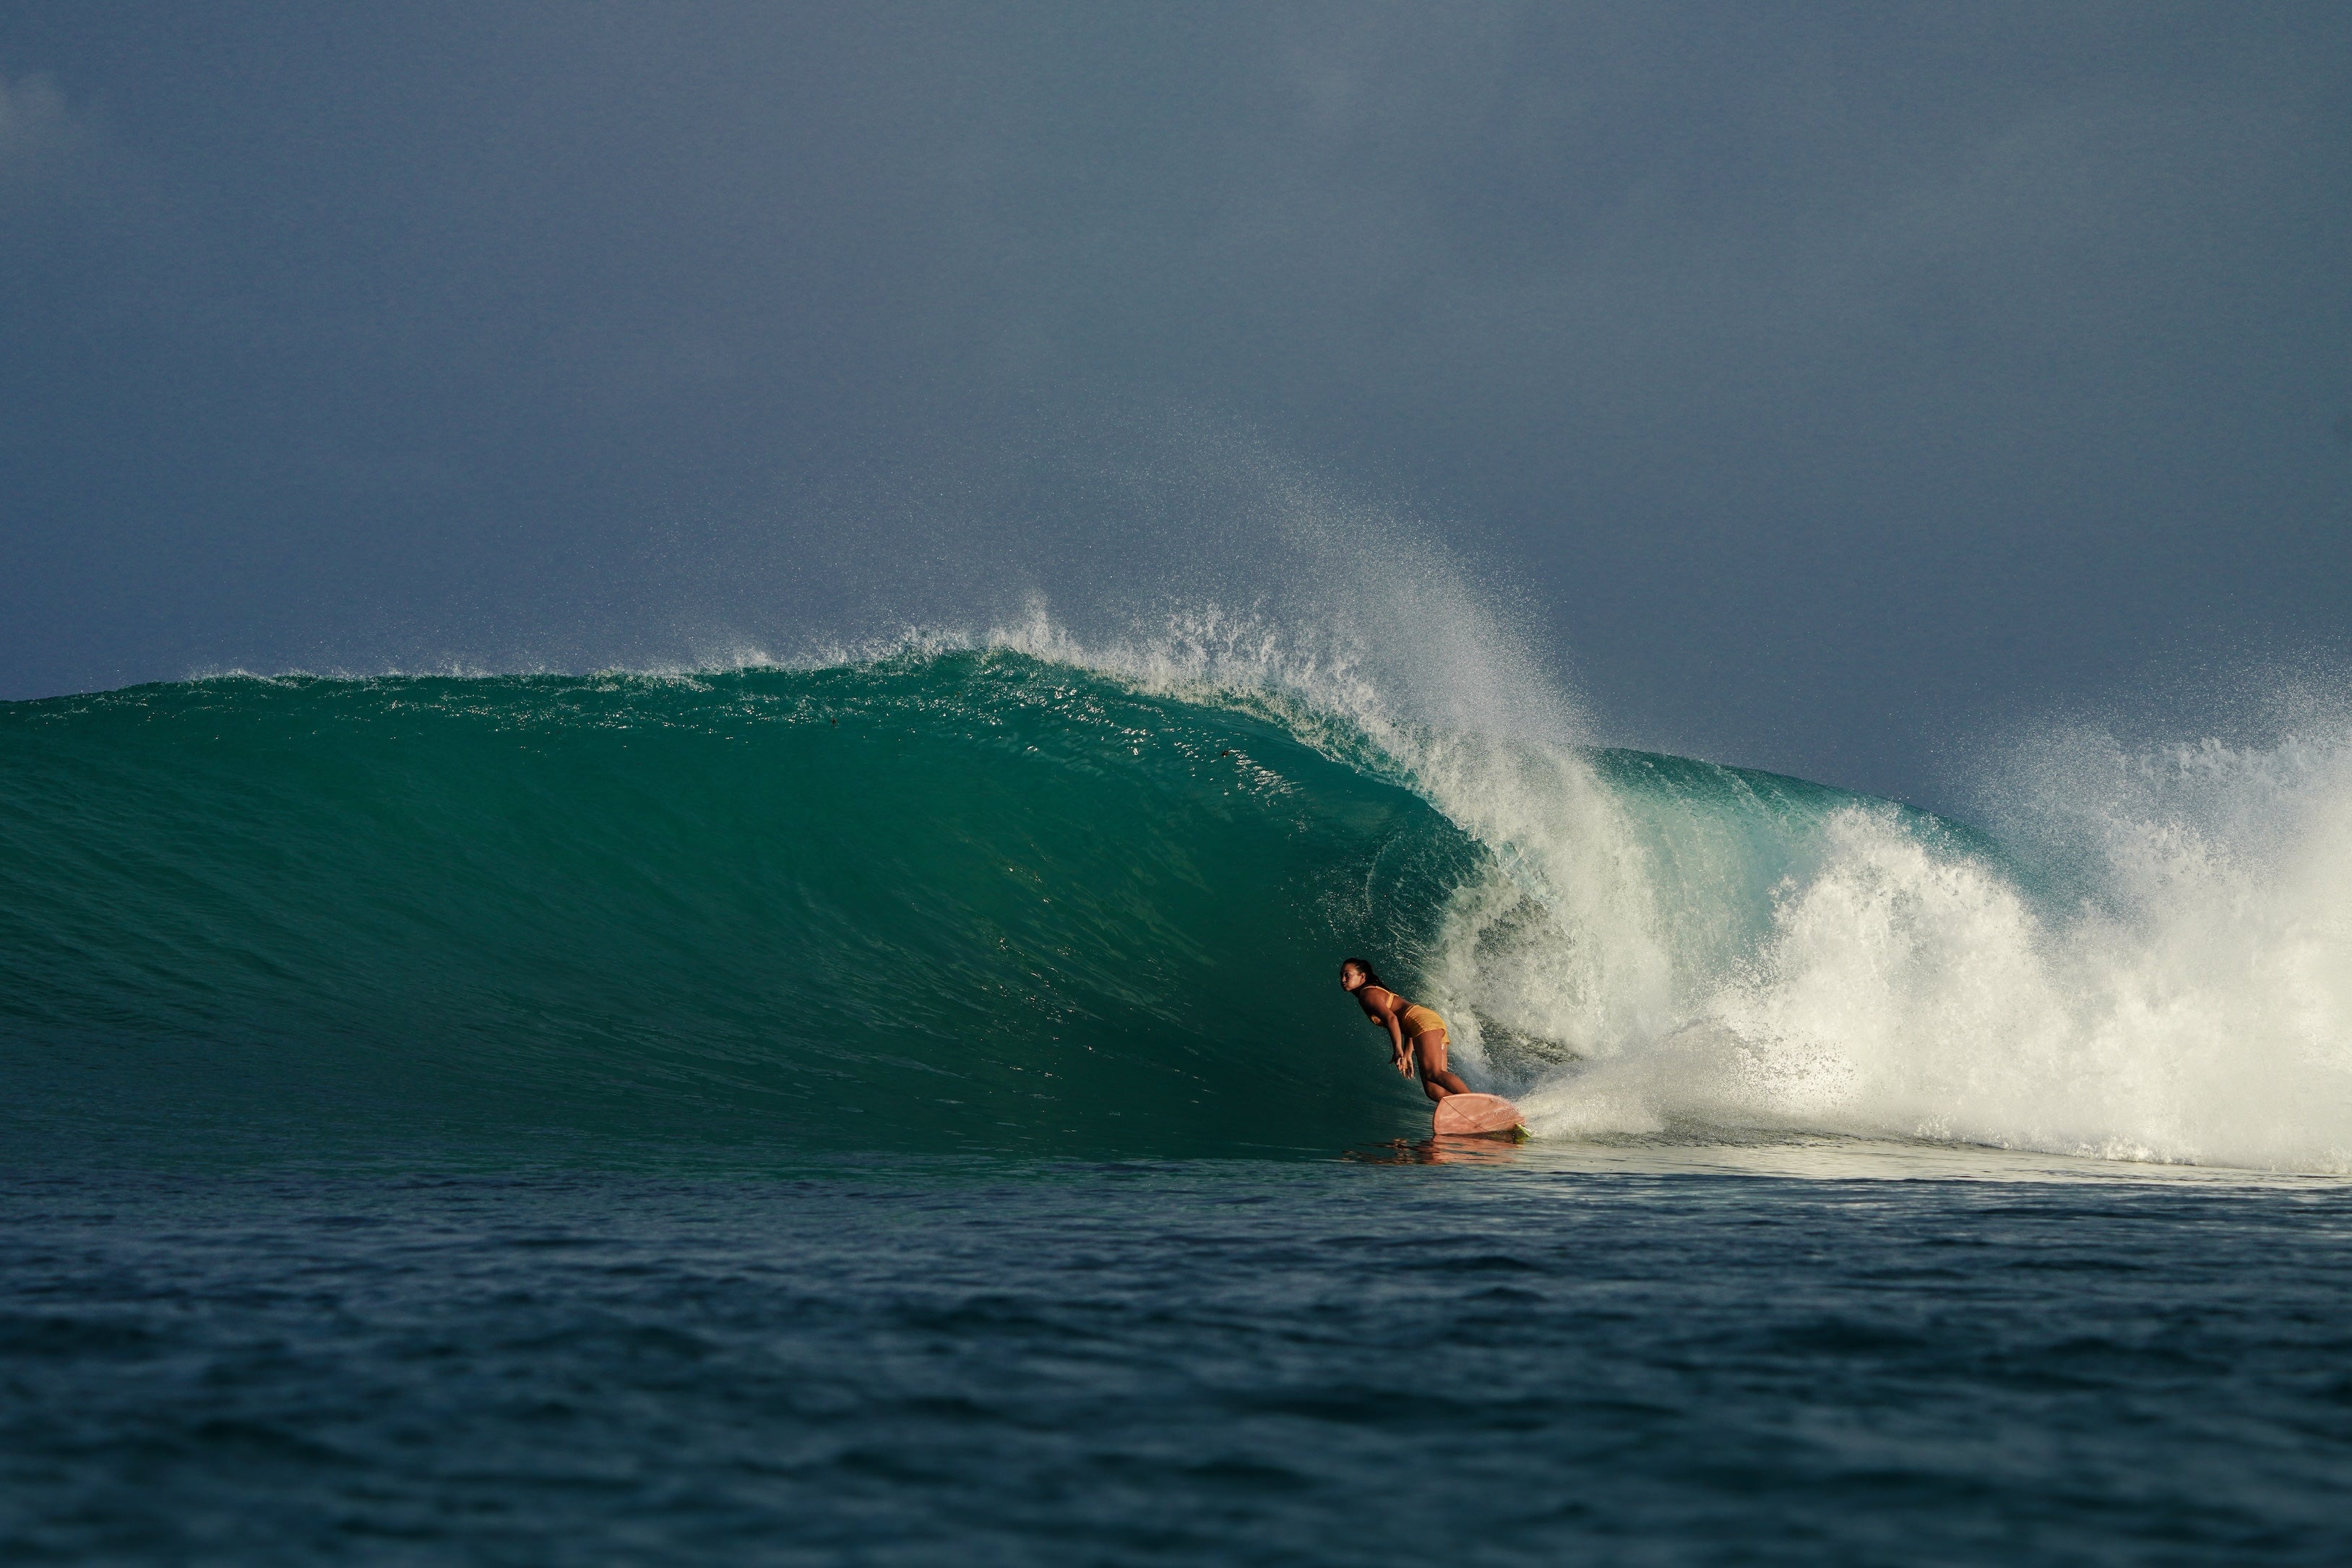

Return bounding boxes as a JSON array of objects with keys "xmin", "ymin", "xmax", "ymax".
[{"xmin": 5, "ymin": 608, "xmax": 2347, "ymax": 1173}]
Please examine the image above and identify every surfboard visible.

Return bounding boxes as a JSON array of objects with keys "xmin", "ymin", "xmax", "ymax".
[{"xmin": 1431, "ymin": 1093, "xmax": 1525, "ymax": 1137}]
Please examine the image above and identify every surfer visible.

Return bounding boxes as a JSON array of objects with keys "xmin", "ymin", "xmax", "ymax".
[{"xmin": 1340, "ymin": 958, "xmax": 1471, "ymax": 1103}]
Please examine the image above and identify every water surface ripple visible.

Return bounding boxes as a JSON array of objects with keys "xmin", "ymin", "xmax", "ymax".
[{"xmin": 4, "ymin": 1159, "xmax": 2348, "ymax": 1564}]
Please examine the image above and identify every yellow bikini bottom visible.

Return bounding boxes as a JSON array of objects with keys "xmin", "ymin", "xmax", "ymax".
[{"xmin": 1399, "ymin": 1004, "xmax": 1447, "ymax": 1038}]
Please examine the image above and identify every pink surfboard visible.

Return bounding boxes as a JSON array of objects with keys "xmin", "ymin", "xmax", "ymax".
[{"xmin": 1431, "ymin": 1093, "xmax": 1525, "ymax": 1137}]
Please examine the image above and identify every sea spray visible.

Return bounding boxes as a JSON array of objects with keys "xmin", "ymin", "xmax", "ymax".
[{"xmin": 1492, "ymin": 732, "xmax": 2352, "ymax": 1169}]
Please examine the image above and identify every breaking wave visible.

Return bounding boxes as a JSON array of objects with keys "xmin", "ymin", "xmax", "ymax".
[{"xmin": 4, "ymin": 616, "xmax": 2346, "ymax": 1169}]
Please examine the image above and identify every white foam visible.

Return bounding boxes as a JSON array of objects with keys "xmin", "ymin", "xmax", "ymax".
[
  {"xmin": 1494, "ymin": 729, "xmax": 2352, "ymax": 1173},
  {"xmin": 984, "ymin": 591, "xmax": 2352, "ymax": 1173}
]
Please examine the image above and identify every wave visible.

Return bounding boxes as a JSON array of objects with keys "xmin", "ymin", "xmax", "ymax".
[{"xmin": 4, "ymin": 626, "xmax": 2348, "ymax": 1169}]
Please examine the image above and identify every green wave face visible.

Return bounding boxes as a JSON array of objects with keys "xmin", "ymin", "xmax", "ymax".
[
  {"xmin": 1, "ymin": 652, "xmax": 1483, "ymax": 1160},
  {"xmin": 14, "ymin": 647, "xmax": 2348, "ymax": 1172}
]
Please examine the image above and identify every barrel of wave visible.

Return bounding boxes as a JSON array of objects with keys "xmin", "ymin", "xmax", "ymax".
[{"xmin": 0, "ymin": 653, "xmax": 1497, "ymax": 1158}]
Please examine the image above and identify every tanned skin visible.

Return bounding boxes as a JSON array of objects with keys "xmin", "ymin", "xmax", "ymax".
[{"xmin": 1340, "ymin": 960, "xmax": 1472, "ymax": 1103}]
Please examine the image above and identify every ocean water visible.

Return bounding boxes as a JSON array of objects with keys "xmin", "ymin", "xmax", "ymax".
[
  {"xmin": 7, "ymin": 637, "xmax": 2352, "ymax": 1561},
  {"xmin": 7, "ymin": 1155, "xmax": 2351, "ymax": 1565}
]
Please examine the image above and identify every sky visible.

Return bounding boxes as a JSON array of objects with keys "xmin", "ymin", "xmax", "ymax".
[{"xmin": 3, "ymin": 1, "xmax": 2347, "ymax": 801}]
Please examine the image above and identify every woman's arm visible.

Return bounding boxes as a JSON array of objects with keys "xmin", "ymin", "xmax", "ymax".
[{"xmin": 1359, "ymin": 986, "xmax": 1412, "ymax": 1076}]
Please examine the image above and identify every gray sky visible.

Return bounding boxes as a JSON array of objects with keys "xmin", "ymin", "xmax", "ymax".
[{"xmin": 4, "ymin": 1, "xmax": 2346, "ymax": 801}]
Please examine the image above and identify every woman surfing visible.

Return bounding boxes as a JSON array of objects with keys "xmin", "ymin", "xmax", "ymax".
[{"xmin": 1339, "ymin": 958, "xmax": 1471, "ymax": 1103}]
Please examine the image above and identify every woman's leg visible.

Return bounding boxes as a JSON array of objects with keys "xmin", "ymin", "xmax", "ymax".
[{"xmin": 1414, "ymin": 1032, "xmax": 1472, "ymax": 1100}]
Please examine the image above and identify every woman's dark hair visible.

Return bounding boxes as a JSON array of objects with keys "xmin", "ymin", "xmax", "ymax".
[{"xmin": 1340, "ymin": 957, "xmax": 1381, "ymax": 986}]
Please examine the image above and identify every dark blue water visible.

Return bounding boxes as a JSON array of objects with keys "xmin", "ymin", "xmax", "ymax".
[{"xmin": 7, "ymin": 1150, "xmax": 2350, "ymax": 1565}]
